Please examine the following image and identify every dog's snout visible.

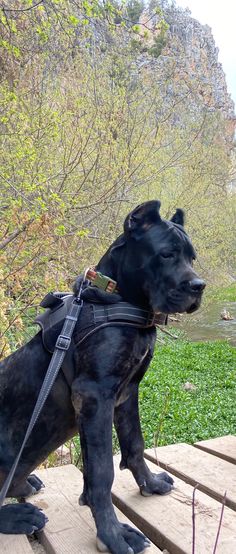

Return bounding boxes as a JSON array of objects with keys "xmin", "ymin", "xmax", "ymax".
[{"xmin": 189, "ymin": 278, "xmax": 206, "ymax": 293}]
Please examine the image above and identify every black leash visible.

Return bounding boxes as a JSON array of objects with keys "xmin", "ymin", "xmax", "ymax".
[{"xmin": 0, "ymin": 295, "xmax": 83, "ymax": 507}]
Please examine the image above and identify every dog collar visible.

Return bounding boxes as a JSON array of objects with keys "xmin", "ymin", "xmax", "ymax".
[{"xmin": 85, "ymin": 268, "xmax": 164, "ymax": 321}]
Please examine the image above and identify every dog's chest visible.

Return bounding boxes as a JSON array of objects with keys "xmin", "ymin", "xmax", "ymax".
[{"xmin": 115, "ymin": 346, "xmax": 150, "ymax": 406}]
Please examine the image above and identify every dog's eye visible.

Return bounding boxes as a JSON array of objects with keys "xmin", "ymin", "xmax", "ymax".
[{"xmin": 160, "ymin": 252, "xmax": 174, "ymax": 259}]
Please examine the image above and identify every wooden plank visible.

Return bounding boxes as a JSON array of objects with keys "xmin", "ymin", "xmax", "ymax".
[
  {"xmin": 144, "ymin": 443, "xmax": 236, "ymax": 510},
  {"xmin": 32, "ymin": 465, "xmax": 161, "ymax": 554},
  {"xmin": 194, "ymin": 435, "xmax": 236, "ymax": 465},
  {"xmin": 0, "ymin": 534, "xmax": 34, "ymax": 554},
  {"xmin": 112, "ymin": 455, "xmax": 236, "ymax": 554}
]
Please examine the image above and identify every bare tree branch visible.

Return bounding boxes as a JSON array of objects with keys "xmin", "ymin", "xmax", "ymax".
[
  {"xmin": 1, "ymin": 1, "xmax": 43, "ymax": 13},
  {"xmin": 0, "ymin": 219, "xmax": 33, "ymax": 251}
]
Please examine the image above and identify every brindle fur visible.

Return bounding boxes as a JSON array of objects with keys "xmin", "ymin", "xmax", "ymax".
[{"xmin": 0, "ymin": 201, "xmax": 205, "ymax": 553}]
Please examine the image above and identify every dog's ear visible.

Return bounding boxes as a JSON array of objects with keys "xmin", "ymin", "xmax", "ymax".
[
  {"xmin": 170, "ymin": 208, "xmax": 185, "ymax": 227},
  {"xmin": 124, "ymin": 200, "xmax": 161, "ymax": 237}
]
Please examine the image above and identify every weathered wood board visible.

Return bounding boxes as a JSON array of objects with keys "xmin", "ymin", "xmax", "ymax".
[
  {"xmin": 31, "ymin": 464, "xmax": 161, "ymax": 554},
  {"xmin": 144, "ymin": 442, "xmax": 236, "ymax": 510},
  {"xmin": 2, "ymin": 437, "xmax": 236, "ymax": 554},
  {"xmin": 0, "ymin": 534, "xmax": 34, "ymax": 554},
  {"xmin": 112, "ymin": 455, "xmax": 236, "ymax": 554},
  {"xmin": 194, "ymin": 434, "xmax": 236, "ymax": 464}
]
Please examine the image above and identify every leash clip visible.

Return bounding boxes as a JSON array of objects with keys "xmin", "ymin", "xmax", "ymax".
[{"xmin": 75, "ymin": 267, "xmax": 91, "ymax": 302}]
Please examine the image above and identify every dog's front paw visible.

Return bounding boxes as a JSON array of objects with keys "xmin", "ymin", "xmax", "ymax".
[
  {"xmin": 0, "ymin": 503, "xmax": 48, "ymax": 535},
  {"xmin": 139, "ymin": 471, "xmax": 174, "ymax": 496},
  {"xmin": 97, "ymin": 522, "xmax": 150, "ymax": 554},
  {"xmin": 79, "ymin": 490, "xmax": 89, "ymax": 506},
  {"xmin": 27, "ymin": 474, "xmax": 45, "ymax": 493}
]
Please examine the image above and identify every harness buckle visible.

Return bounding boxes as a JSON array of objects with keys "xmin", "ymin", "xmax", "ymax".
[
  {"xmin": 88, "ymin": 270, "xmax": 117, "ymax": 293},
  {"xmin": 56, "ymin": 335, "xmax": 71, "ymax": 350}
]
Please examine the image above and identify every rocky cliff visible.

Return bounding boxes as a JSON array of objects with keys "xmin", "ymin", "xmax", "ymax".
[
  {"xmin": 137, "ymin": 2, "xmax": 235, "ymax": 140},
  {"xmin": 165, "ymin": 4, "xmax": 234, "ymax": 114}
]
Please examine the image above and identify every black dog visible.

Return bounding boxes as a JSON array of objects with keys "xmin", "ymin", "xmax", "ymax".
[{"xmin": 0, "ymin": 201, "xmax": 205, "ymax": 553}]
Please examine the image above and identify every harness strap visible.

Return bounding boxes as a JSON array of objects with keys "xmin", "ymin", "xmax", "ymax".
[
  {"xmin": 0, "ymin": 298, "xmax": 83, "ymax": 508},
  {"xmin": 74, "ymin": 321, "xmax": 155, "ymax": 349},
  {"xmin": 93, "ymin": 302, "xmax": 165, "ymax": 326}
]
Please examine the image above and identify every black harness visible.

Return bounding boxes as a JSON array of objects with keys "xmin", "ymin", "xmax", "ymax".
[
  {"xmin": 0, "ymin": 280, "xmax": 167, "ymax": 506},
  {"xmin": 35, "ymin": 288, "xmax": 167, "ymax": 354}
]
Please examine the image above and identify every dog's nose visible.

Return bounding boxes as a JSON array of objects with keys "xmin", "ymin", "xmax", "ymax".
[{"xmin": 189, "ymin": 278, "xmax": 206, "ymax": 293}]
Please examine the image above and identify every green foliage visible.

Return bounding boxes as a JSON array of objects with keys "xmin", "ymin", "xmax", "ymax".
[
  {"xmin": 126, "ymin": 0, "xmax": 144, "ymax": 24},
  {"xmin": 207, "ymin": 283, "xmax": 236, "ymax": 303},
  {"xmin": 139, "ymin": 340, "xmax": 236, "ymax": 446},
  {"xmin": 148, "ymin": 28, "xmax": 167, "ymax": 57},
  {"xmin": 148, "ymin": 0, "xmax": 168, "ymax": 13},
  {"xmin": 130, "ymin": 37, "xmax": 144, "ymax": 52},
  {"xmin": 0, "ymin": 0, "xmax": 235, "ymax": 356}
]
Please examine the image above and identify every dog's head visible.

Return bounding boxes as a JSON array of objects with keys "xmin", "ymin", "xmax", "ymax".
[{"xmin": 111, "ymin": 200, "xmax": 205, "ymax": 314}]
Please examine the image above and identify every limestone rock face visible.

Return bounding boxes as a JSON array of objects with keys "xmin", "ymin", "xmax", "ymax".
[
  {"xmin": 140, "ymin": 2, "xmax": 235, "ymax": 122},
  {"xmin": 137, "ymin": 2, "xmax": 235, "ymax": 145},
  {"xmin": 164, "ymin": 4, "xmax": 235, "ymax": 117}
]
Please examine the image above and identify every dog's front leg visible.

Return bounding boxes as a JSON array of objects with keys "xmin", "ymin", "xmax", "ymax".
[
  {"xmin": 71, "ymin": 378, "xmax": 150, "ymax": 554},
  {"xmin": 114, "ymin": 382, "xmax": 173, "ymax": 496}
]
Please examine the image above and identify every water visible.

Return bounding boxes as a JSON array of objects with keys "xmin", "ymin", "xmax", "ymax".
[{"xmin": 176, "ymin": 301, "xmax": 236, "ymax": 345}]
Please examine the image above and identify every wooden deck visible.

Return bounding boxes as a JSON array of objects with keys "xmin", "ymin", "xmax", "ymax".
[{"xmin": 1, "ymin": 435, "xmax": 236, "ymax": 553}]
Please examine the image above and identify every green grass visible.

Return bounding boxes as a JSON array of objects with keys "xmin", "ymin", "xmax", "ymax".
[
  {"xmin": 139, "ymin": 339, "xmax": 236, "ymax": 448},
  {"xmin": 73, "ymin": 338, "xmax": 235, "ymax": 462},
  {"xmin": 207, "ymin": 283, "xmax": 236, "ymax": 303}
]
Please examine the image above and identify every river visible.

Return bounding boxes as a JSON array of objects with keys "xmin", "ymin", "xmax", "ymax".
[{"xmin": 176, "ymin": 301, "xmax": 236, "ymax": 345}]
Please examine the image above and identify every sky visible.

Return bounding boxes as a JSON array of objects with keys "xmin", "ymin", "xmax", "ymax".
[{"xmin": 176, "ymin": 0, "xmax": 236, "ymax": 108}]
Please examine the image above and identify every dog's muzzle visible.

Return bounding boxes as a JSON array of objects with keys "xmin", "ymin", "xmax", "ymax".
[
  {"xmin": 185, "ymin": 278, "xmax": 206, "ymax": 313},
  {"xmin": 157, "ymin": 277, "xmax": 206, "ymax": 315}
]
